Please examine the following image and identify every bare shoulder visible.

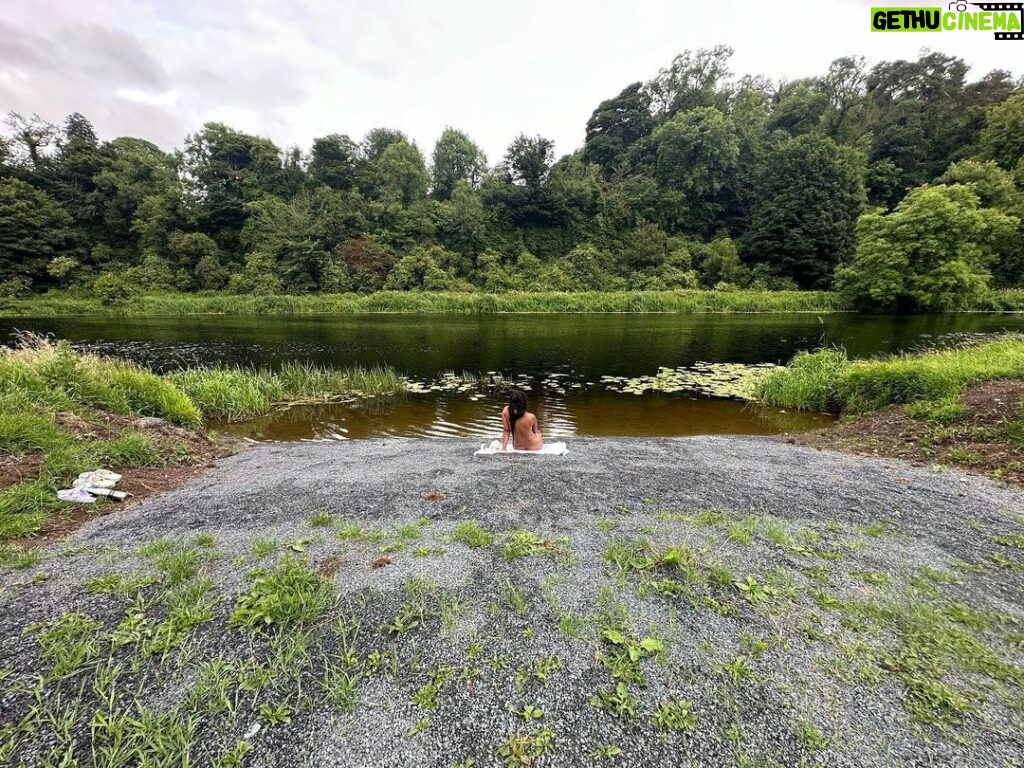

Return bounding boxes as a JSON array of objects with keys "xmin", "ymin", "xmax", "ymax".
[{"xmin": 525, "ymin": 412, "xmax": 538, "ymax": 425}]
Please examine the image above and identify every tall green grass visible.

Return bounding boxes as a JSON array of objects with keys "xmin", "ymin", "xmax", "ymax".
[
  {"xmin": 172, "ymin": 363, "xmax": 405, "ymax": 420},
  {"xmin": 756, "ymin": 336, "xmax": 1024, "ymax": 413},
  {"xmin": 0, "ymin": 289, "xmax": 848, "ymax": 316},
  {"xmin": 0, "ymin": 337, "xmax": 405, "ymax": 539}
]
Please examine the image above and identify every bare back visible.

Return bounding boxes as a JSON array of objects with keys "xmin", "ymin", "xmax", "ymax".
[{"xmin": 501, "ymin": 406, "xmax": 544, "ymax": 451}]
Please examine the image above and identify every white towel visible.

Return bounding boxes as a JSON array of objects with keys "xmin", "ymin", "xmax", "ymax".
[{"xmin": 475, "ymin": 440, "xmax": 569, "ymax": 456}]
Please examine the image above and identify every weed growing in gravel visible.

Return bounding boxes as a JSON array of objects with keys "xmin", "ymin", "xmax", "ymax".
[
  {"xmin": 558, "ymin": 612, "xmax": 588, "ymax": 639},
  {"xmin": 592, "ymin": 744, "xmax": 623, "ymax": 759},
  {"xmin": 499, "ymin": 578, "xmax": 529, "ymax": 615},
  {"xmin": 502, "ymin": 530, "xmax": 568, "ymax": 560},
  {"xmin": 386, "ymin": 602, "xmax": 425, "ymax": 635},
  {"xmin": 715, "ymin": 655, "xmax": 754, "ymax": 684},
  {"xmin": 30, "ymin": 611, "xmax": 102, "ymax": 680},
  {"xmin": 591, "ymin": 681, "xmax": 638, "ymax": 718},
  {"xmin": 733, "ymin": 576, "xmax": 777, "ymax": 604},
  {"xmin": 653, "ymin": 698, "xmax": 698, "ymax": 734},
  {"xmin": 994, "ymin": 533, "xmax": 1024, "ymax": 550},
  {"xmin": 794, "ymin": 716, "xmax": 828, "ymax": 751},
  {"xmin": 229, "ymin": 555, "xmax": 333, "ymax": 631},
  {"xmin": 308, "ymin": 511, "xmax": 334, "ymax": 528},
  {"xmin": 412, "ymin": 667, "xmax": 455, "ymax": 711},
  {"xmin": 498, "ymin": 726, "xmax": 554, "ymax": 767},
  {"xmin": 515, "ymin": 656, "xmax": 562, "ymax": 690},
  {"xmin": 452, "ymin": 520, "xmax": 494, "ymax": 549},
  {"xmin": 250, "ymin": 537, "xmax": 278, "ymax": 558},
  {"xmin": 0, "ymin": 544, "xmax": 44, "ymax": 569}
]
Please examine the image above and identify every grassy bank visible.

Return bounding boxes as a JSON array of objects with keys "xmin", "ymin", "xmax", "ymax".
[
  {"xmin": 0, "ymin": 290, "xmax": 847, "ymax": 316},
  {"xmin": 755, "ymin": 336, "xmax": 1024, "ymax": 413},
  {"xmin": 5, "ymin": 289, "xmax": 1024, "ymax": 317},
  {"xmin": 0, "ymin": 337, "xmax": 405, "ymax": 539}
]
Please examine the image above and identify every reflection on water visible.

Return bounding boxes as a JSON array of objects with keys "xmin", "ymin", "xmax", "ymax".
[
  {"xmin": 218, "ymin": 388, "xmax": 831, "ymax": 443},
  {"xmin": 3, "ymin": 312, "xmax": 1016, "ymax": 442}
]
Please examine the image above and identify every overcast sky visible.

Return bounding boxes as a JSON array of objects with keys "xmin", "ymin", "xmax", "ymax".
[{"xmin": 0, "ymin": 0, "xmax": 1019, "ymax": 162}]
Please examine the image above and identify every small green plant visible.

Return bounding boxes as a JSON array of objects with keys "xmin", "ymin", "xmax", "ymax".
[
  {"xmin": 502, "ymin": 530, "xmax": 567, "ymax": 559},
  {"xmin": 386, "ymin": 602, "xmax": 425, "ymax": 635},
  {"xmin": 412, "ymin": 667, "xmax": 455, "ymax": 711},
  {"xmin": 591, "ymin": 682, "xmax": 638, "ymax": 719},
  {"xmin": 498, "ymin": 727, "xmax": 554, "ymax": 767},
  {"xmin": 452, "ymin": 520, "xmax": 494, "ymax": 549},
  {"xmin": 499, "ymin": 578, "xmax": 529, "ymax": 615},
  {"xmin": 517, "ymin": 704, "xmax": 544, "ymax": 721},
  {"xmin": 308, "ymin": 511, "xmax": 334, "ymax": 528},
  {"xmin": 408, "ymin": 718, "xmax": 431, "ymax": 737},
  {"xmin": 794, "ymin": 716, "xmax": 828, "ymax": 751},
  {"xmin": 229, "ymin": 555, "xmax": 332, "ymax": 631},
  {"xmin": 654, "ymin": 698, "xmax": 698, "ymax": 734},
  {"xmin": 715, "ymin": 655, "xmax": 754, "ymax": 684},
  {"xmin": 258, "ymin": 702, "xmax": 292, "ymax": 725},
  {"xmin": 733, "ymin": 576, "xmax": 777, "ymax": 604},
  {"xmin": 214, "ymin": 740, "xmax": 253, "ymax": 768},
  {"xmin": 593, "ymin": 744, "xmax": 623, "ymax": 759},
  {"xmin": 250, "ymin": 537, "xmax": 278, "ymax": 558},
  {"xmin": 0, "ymin": 545, "xmax": 45, "ymax": 570}
]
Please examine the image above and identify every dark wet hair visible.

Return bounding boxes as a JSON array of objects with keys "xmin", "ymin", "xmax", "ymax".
[{"xmin": 508, "ymin": 389, "xmax": 528, "ymax": 445}]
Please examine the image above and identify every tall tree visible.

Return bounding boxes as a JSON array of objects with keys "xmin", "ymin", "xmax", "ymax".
[
  {"xmin": 501, "ymin": 134, "xmax": 555, "ymax": 192},
  {"xmin": 377, "ymin": 140, "xmax": 429, "ymax": 205},
  {"xmin": 180, "ymin": 123, "xmax": 290, "ymax": 255},
  {"xmin": 583, "ymin": 83, "xmax": 654, "ymax": 177},
  {"xmin": 646, "ymin": 46, "xmax": 734, "ymax": 117},
  {"xmin": 0, "ymin": 178, "xmax": 78, "ymax": 286},
  {"xmin": 431, "ymin": 128, "xmax": 486, "ymax": 200},
  {"xmin": 746, "ymin": 134, "xmax": 866, "ymax": 288},
  {"xmin": 309, "ymin": 134, "xmax": 361, "ymax": 191},
  {"xmin": 652, "ymin": 107, "xmax": 739, "ymax": 235},
  {"xmin": 979, "ymin": 93, "xmax": 1024, "ymax": 173}
]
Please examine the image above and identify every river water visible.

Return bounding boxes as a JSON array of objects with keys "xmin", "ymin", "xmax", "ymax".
[{"xmin": 4, "ymin": 313, "xmax": 1022, "ymax": 442}]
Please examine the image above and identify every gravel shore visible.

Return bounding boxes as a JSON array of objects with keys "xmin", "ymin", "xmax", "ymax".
[{"xmin": 1, "ymin": 437, "xmax": 1023, "ymax": 767}]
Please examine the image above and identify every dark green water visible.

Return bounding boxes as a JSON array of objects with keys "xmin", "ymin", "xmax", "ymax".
[{"xmin": 4, "ymin": 313, "xmax": 1022, "ymax": 441}]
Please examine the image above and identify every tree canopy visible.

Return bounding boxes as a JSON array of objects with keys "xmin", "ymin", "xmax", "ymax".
[{"xmin": 0, "ymin": 48, "xmax": 1021, "ymax": 306}]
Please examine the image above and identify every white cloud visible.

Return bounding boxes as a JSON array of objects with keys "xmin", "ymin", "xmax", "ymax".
[{"xmin": 0, "ymin": 0, "xmax": 1019, "ymax": 161}]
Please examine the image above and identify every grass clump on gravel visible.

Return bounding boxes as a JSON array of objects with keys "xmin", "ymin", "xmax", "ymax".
[{"xmin": 756, "ymin": 335, "xmax": 1024, "ymax": 413}]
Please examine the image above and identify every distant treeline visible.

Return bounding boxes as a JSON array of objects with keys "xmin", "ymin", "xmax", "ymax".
[{"xmin": 1, "ymin": 47, "xmax": 1022, "ymax": 311}]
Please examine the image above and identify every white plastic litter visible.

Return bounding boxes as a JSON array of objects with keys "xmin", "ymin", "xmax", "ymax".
[
  {"xmin": 58, "ymin": 468, "xmax": 131, "ymax": 504},
  {"xmin": 475, "ymin": 440, "xmax": 569, "ymax": 456},
  {"xmin": 72, "ymin": 470, "xmax": 123, "ymax": 489},
  {"xmin": 57, "ymin": 488, "xmax": 97, "ymax": 504}
]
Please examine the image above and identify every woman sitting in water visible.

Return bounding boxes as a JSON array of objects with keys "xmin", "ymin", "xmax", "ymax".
[{"xmin": 501, "ymin": 388, "xmax": 544, "ymax": 452}]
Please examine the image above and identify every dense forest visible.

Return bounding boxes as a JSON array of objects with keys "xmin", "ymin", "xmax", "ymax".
[{"xmin": 1, "ymin": 47, "xmax": 1023, "ymax": 310}]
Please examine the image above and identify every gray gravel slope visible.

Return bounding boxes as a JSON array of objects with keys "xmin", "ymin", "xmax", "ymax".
[{"xmin": 2, "ymin": 437, "xmax": 1023, "ymax": 768}]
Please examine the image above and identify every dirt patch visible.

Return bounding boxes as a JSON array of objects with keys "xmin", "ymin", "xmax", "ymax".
[
  {"xmin": 8, "ymin": 426, "xmax": 239, "ymax": 548},
  {"xmin": 422, "ymin": 492, "xmax": 448, "ymax": 502},
  {"xmin": 793, "ymin": 379, "xmax": 1024, "ymax": 485}
]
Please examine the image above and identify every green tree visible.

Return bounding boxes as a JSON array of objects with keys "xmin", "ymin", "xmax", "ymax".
[
  {"xmin": 694, "ymin": 237, "xmax": 748, "ymax": 288},
  {"xmin": 583, "ymin": 83, "xmax": 654, "ymax": 176},
  {"xmin": 979, "ymin": 93, "xmax": 1024, "ymax": 172},
  {"xmin": 746, "ymin": 134, "xmax": 865, "ymax": 288},
  {"xmin": 0, "ymin": 178, "xmax": 78, "ymax": 286},
  {"xmin": 377, "ymin": 141, "xmax": 429, "ymax": 205},
  {"xmin": 836, "ymin": 185, "xmax": 1018, "ymax": 311},
  {"xmin": 647, "ymin": 46, "xmax": 734, "ymax": 117},
  {"xmin": 384, "ymin": 245, "xmax": 460, "ymax": 291},
  {"xmin": 431, "ymin": 128, "xmax": 486, "ymax": 200},
  {"xmin": 181, "ymin": 123, "xmax": 292, "ymax": 255},
  {"xmin": 938, "ymin": 160, "xmax": 1024, "ymax": 287},
  {"xmin": 501, "ymin": 135, "xmax": 554, "ymax": 192},
  {"xmin": 309, "ymin": 134, "xmax": 361, "ymax": 191},
  {"xmin": 652, "ymin": 107, "xmax": 739, "ymax": 235}
]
